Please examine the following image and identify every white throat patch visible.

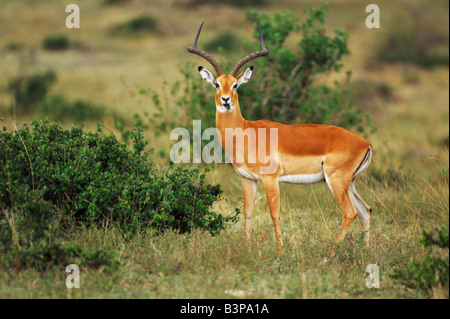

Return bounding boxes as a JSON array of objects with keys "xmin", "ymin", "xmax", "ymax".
[{"xmin": 217, "ymin": 105, "xmax": 235, "ymax": 113}]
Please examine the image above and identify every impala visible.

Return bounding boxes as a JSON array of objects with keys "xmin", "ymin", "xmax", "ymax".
[{"xmin": 187, "ymin": 22, "xmax": 373, "ymax": 253}]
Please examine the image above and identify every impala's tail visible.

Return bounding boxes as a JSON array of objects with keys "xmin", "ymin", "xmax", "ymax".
[
  {"xmin": 349, "ymin": 144, "xmax": 373, "ymax": 245},
  {"xmin": 352, "ymin": 144, "xmax": 373, "ymax": 181}
]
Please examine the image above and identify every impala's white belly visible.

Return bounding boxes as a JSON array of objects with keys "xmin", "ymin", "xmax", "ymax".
[
  {"xmin": 236, "ymin": 167, "xmax": 325, "ymax": 185},
  {"xmin": 278, "ymin": 172, "xmax": 325, "ymax": 184},
  {"xmin": 237, "ymin": 168, "xmax": 258, "ymax": 181}
]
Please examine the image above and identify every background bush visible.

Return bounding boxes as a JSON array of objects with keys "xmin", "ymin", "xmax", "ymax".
[
  {"xmin": 204, "ymin": 30, "xmax": 243, "ymax": 54},
  {"xmin": 42, "ymin": 34, "xmax": 70, "ymax": 51},
  {"xmin": 7, "ymin": 69, "xmax": 118, "ymax": 123},
  {"xmin": 112, "ymin": 14, "xmax": 158, "ymax": 36},
  {"xmin": 375, "ymin": 1, "xmax": 449, "ymax": 68},
  {"xmin": 8, "ymin": 70, "xmax": 57, "ymax": 115},
  {"xmin": 103, "ymin": 0, "xmax": 129, "ymax": 5},
  {"xmin": 241, "ymin": 6, "xmax": 370, "ymax": 131},
  {"xmin": 39, "ymin": 94, "xmax": 106, "ymax": 122}
]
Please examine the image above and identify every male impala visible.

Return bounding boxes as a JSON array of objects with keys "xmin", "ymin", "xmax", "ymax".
[{"xmin": 187, "ymin": 22, "xmax": 373, "ymax": 253}]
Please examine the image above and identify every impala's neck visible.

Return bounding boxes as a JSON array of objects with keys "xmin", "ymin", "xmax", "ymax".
[{"xmin": 215, "ymin": 100, "xmax": 245, "ymax": 137}]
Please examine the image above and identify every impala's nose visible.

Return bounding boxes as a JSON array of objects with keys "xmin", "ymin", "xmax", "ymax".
[{"xmin": 221, "ymin": 97, "xmax": 231, "ymax": 109}]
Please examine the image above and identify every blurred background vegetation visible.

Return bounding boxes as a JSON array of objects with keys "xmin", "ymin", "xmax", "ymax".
[{"xmin": 0, "ymin": 0, "xmax": 448, "ymax": 298}]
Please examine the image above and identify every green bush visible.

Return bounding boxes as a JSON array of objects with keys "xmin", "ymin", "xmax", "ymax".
[
  {"xmin": 241, "ymin": 7, "xmax": 369, "ymax": 130},
  {"xmin": 103, "ymin": 0, "xmax": 129, "ymax": 5},
  {"xmin": 391, "ymin": 227, "xmax": 449, "ymax": 291},
  {"xmin": 113, "ymin": 14, "xmax": 158, "ymax": 36},
  {"xmin": 8, "ymin": 70, "xmax": 57, "ymax": 115},
  {"xmin": 204, "ymin": 30, "xmax": 242, "ymax": 54},
  {"xmin": 42, "ymin": 34, "xmax": 70, "ymax": 51},
  {"xmin": 0, "ymin": 121, "xmax": 237, "ymax": 239},
  {"xmin": 0, "ymin": 121, "xmax": 238, "ymax": 269}
]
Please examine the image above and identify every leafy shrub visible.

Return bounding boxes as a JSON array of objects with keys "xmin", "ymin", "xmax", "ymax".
[
  {"xmin": 8, "ymin": 70, "xmax": 57, "ymax": 114},
  {"xmin": 241, "ymin": 7, "xmax": 367, "ymax": 130},
  {"xmin": 42, "ymin": 34, "xmax": 70, "ymax": 51},
  {"xmin": 0, "ymin": 121, "xmax": 237, "ymax": 239},
  {"xmin": 0, "ymin": 121, "xmax": 238, "ymax": 269},
  {"xmin": 204, "ymin": 30, "xmax": 242, "ymax": 54},
  {"xmin": 392, "ymin": 227, "xmax": 449, "ymax": 291},
  {"xmin": 113, "ymin": 15, "xmax": 158, "ymax": 36}
]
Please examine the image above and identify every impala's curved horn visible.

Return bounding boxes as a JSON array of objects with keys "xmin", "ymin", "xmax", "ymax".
[
  {"xmin": 187, "ymin": 21, "xmax": 224, "ymax": 76},
  {"xmin": 230, "ymin": 22, "xmax": 269, "ymax": 77}
]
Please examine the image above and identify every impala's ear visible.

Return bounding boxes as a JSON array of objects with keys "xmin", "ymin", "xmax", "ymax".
[
  {"xmin": 236, "ymin": 66, "xmax": 253, "ymax": 88},
  {"xmin": 198, "ymin": 66, "xmax": 216, "ymax": 88}
]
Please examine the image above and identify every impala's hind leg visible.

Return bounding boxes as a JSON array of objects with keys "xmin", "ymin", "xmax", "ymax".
[
  {"xmin": 349, "ymin": 182, "xmax": 372, "ymax": 247},
  {"xmin": 324, "ymin": 174, "xmax": 358, "ymax": 245},
  {"xmin": 349, "ymin": 145, "xmax": 373, "ymax": 246}
]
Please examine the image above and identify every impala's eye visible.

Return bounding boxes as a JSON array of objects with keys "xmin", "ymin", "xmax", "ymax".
[
  {"xmin": 215, "ymin": 83, "xmax": 220, "ymax": 89},
  {"xmin": 233, "ymin": 83, "xmax": 238, "ymax": 90}
]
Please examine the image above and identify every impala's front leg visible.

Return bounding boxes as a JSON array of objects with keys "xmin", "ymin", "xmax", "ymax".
[
  {"xmin": 262, "ymin": 177, "xmax": 283, "ymax": 254},
  {"xmin": 242, "ymin": 177, "xmax": 257, "ymax": 240}
]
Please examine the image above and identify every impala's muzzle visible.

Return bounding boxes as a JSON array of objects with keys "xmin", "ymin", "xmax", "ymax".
[{"xmin": 221, "ymin": 97, "xmax": 231, "ymax": 109}]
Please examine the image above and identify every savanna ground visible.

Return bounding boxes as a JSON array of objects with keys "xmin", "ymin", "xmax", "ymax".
[{"xmin": 0, "ymin": 0, "xmax": 448, "ymax": 298}]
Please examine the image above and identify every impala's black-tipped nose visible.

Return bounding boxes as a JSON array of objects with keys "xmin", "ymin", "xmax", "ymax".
[{"xmin": 221, "ymin": 97, "xmax": 231, "ymax": 109}]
